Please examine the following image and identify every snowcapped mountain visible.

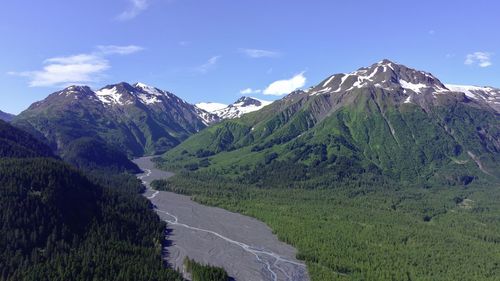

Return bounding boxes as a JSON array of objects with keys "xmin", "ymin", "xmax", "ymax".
[
  {"xmin": 199, "ymin": 96, "xmax": 272, "ymax": 119},
  {"xmin": 166, "ymin": 59, "xmax": 500, "ymax": 185},
  {"xmin": 13, "ymin": 82, "xmax": 219, "ymax": 159},
  {"xmin": 196, "ymin": 102, "xmax": 228, "ymax": 112},
  {"xmin": 92, "ymin": 82, "xmax": 188, "ymax": 107},
  {"xmin": 308, "ymin": 59, "xmax": 448, "ymax": 99},
  {"xmin": 305, "ymin": 59, "xmax": 500, "ymax": 112}
]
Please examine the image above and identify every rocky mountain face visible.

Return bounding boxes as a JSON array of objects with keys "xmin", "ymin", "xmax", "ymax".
[
  {"xmin": 162, "ymin": 60, "xmax": 500, "ymax": 186},
  {"xmin": 305, "ymin": 59, "xmax": 500, "ymax": 113},
  {"xmin": 12, "ymin": 82, "xmax": 218, "ymax": 170},
  {"xmin": 197, "ymin": 96, "xmax": 272, "ymax": 119},
  {"xmin": 0, "ymin": 110, "xmax": 15, "ymax": 122}
]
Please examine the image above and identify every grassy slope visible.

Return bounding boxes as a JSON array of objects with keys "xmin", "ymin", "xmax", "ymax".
[{"xmin": 161, "ymin": 97, "xmax": 500, "ymax": 185}]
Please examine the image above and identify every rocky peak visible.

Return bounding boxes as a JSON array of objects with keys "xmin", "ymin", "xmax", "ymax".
[
  {"xmin": 32, "ymin": 85, "xmax": 100, "ymax": 108},
  {"xmin": 305, "ymin": 60, "xmax": 457, "ymax": 110},
  {"xmin": 232, "ymin": 96, "xmax": 263, "ymax": 107},
  {"xmin": 310, "ymin": 59, "xmax": 448, "ymax": 97},
  {"xmin": 59, "ymin": 85, "xmax": 94, "ymax": 95},
  {"xmin": 95, "ymin": 82, "xmax": 175, "ymax": 106},
  {"xmin": 134, "ymin": 82, "xmax": 168, "ymax": 97}
]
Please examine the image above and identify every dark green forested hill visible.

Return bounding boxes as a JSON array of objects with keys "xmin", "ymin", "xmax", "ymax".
[
  {"xmin": 0, "ymin": 158, "xmax": 183, "ymax": 281},
  {"xmin": 0, "ymin": 119, "xmax": 183, "ymax": 280},
  {"xmin": 62, "ymin": 137, "xmax": 141, "ymax": 173},
  {"xmin": 0, "ymin": 120, "xmax": 54, "ymax": 158}
]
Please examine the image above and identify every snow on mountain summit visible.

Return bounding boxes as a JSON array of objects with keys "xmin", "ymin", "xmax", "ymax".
[
  {"xmin": 202, "ymin": 96, "xmax": 272, "ymax": 119},
  {"xmin": 310, "ymin": 59, "xmax": 448, "ymax": 98},
  {"xmin": 298, "ymin": 59, "xmax": 500, "ymax": 113},
  {"xmin": 196, "ymin": 102, "xmax": 228, "ymax": 113}
]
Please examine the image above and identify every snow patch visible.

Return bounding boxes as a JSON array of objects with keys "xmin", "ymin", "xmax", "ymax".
[
  {"xmin": 399, "ymin": 79, "xmax": 427, "ymax": 94},
  {"xmin": 138, "ymin": 94, "xmax": 160, "ymax": 105},
  {"xmin": 135, "ymin": 82, "xmax": 164, "ymax": 96},
  {"xmin": 322, "ymin": 75, "xmax": 336, "ymax": 87},
  {"xmin": 95, "ymin": 87, "xmax": 124, "ymax": 105}
]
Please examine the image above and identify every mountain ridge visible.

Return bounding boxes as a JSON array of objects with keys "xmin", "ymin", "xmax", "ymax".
[
  {"xmin": 0, "ymin": 110, "xmax": 15, "ymax": 122},
  {"xmin": 12, "ymin": 82, "xmax": 217, "ymax": 170},
  {"xmin": 160, "ymin": 59, "xmax": 500, "ymax": 185}
]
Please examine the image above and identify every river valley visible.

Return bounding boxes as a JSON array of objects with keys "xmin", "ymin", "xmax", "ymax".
[{"xmin": 133, "ymin": 156, "xmax": 309, "ymax": 281}]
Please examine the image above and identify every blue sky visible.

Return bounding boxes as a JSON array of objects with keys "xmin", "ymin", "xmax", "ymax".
[{"xmin": 1, "ymin": 0, "xmax": 499, "ymax": 114}]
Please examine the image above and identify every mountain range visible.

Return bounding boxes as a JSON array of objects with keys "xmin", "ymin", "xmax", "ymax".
[
  {"xmin": 12, "ymin": 82, "xmax": 219, "ymax": 170},
  {"xmin": 160, "ymin": 59, "xmax": 500, "ymax": 185},
  {"xmin": 6, "ymin": 59, "xmax": 500, "ymax": 184},
  {"xmin": 10, "ymin": 81, "xmax": 275, "ymax": 171}
]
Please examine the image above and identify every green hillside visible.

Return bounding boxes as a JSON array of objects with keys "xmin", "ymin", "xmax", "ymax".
[
  {"xmin": 156, "ymin": 60, "xmax": 500, "ymax": 280},
  {"xmin": 160, "ymin": 88, "xmax": 500, "ymax": 186}
]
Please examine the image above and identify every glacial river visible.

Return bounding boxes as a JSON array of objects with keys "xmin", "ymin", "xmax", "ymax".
[{"xmin": 133, "ymin": 156, "xmax": 309, "ymax": 281}]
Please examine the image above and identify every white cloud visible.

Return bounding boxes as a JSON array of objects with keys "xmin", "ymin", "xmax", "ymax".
[
  {"xmin": 240, "ymin": 88, "xmax": 261, "ymax": 95},
  {"xmin": 11, "ymin": 54, "xmax": 109, "ymax": 87},
  {"xmin": 239, "ymin": 48, "xmax": 281, "ymax": 58},
  {"xmin": 428, "ymin": 30, "xmax": 435, "ymax": 35},
  {"xmin": 9, "ymin": 45, "xmax": 143, "ymax": 87},
  {"xmin": 97, "ymin": 45, "xmax": 143, "ymax": 55},
  {"xmin": 263, "ymin": 72, "xmax": 306, "ymax": 96},
  {"xmin": 195, "ymin": 56, "xmax": 221, "ymax": 73},
  {"xmin": 117, "ymin": 0, "xmax": 149, "ymax": 21},
  {"xmin": 465, "ymin": 52, "xmax": 493, "ymax": 67}
]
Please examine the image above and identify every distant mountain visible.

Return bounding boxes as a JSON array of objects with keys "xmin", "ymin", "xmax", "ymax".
[
  {"xmin": 197, "ymin": 96, "xmax": 272, "ymax": 119},
  {"xmin": 445, "ymin": 84, "xmax": 500, "ymax": 112},
  {"xmin": 161, "ymin": 59, "xmax": 500, "ymax": 186},
  {"xmin": 0, "ymin": 110, "xmax": 15, "ymax": 122},
  {"xmin": 12, "ymin": 82, "xmax": 218, "ymax": 170},
  {"xmin": 196, "ymin": 102, "xmax": 228, "ymax": 112}
]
